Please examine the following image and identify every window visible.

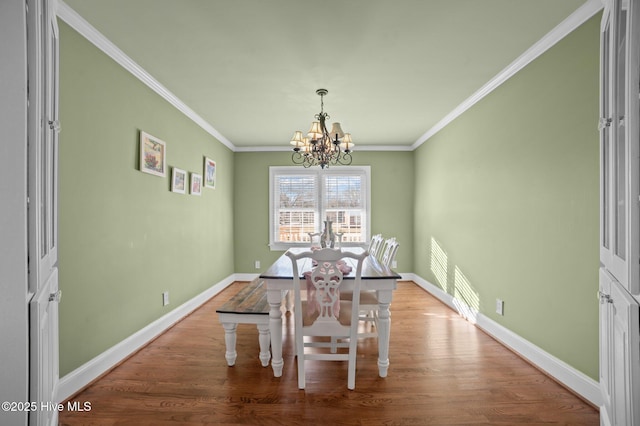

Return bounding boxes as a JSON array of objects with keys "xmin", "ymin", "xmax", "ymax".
[{"xmin": 269, "ymin": 166, "xmax": 370, "ymax": 250}]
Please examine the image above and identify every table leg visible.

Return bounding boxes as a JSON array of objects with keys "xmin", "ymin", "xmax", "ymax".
[
  {"xmin": 221, "ymin": 322, "xmax": 238, "ymax": 366},
  {"xmin": 285, "ymin": 289, "xmax": 293, "ymax": 312},
  {"xmin": 267, "ymin": 288, "xmax": 284, "ymax": 377},
  {"xmin": 257, "ymin": 323, "xmax": 271, "ymax": 367},
  {"xmin": 377, "ymin": 288, "xmax": 393, "ymax": 377}
]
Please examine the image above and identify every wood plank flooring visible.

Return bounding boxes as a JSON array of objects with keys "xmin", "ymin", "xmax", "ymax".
[{"xmin": 59, "ymin": 281, "xmax": 599, "ymax": 425}]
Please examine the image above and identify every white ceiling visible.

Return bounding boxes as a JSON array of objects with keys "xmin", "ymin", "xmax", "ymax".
[{"xmin": 60, "ymin": 0, "xmax": 597, "ymax": 151}]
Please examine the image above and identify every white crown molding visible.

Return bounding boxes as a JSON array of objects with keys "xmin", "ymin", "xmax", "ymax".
[
  {"xmin": 56, "ymin": 1, "xmax": 235, "ymax": 152},
  {"xmin": 340, "ymin": 144, "xmax": 414, "ymax": 152},
  {"xmin": 234, "ymin": 144, "xmax": 414, "ymax": 153},
  {"xmin": 405, "ymin": 273, "xmax": 602, "ymax": 407},
  {"xmin": 411, "ymin": 0, "xmax": 603, "ymax": 150},
  {"xmin": 235, "ymin": 145, "xmax": 300, "ymax": 153}
]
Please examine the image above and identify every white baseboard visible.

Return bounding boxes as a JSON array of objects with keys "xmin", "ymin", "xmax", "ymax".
[
  {"xmin": 234, "ymin": 273, "xmax": 261, "ymax": 282},
  {"xmin": 56, "ymin": 274, "xmax": 237, "ymax": 402},
  {"xmin": 405, "ymin": 273, "xmax": 602, "ymax": 407}
]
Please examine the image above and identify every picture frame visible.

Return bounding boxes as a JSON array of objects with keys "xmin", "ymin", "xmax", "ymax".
[
  {"xmin": 171, "ymin": 167, "xmax": 187, "ymax": 194},
  {"xmin": 204, "ymin": 157, "xmax": 216, "ymax": 189},
  {"xmin": 139, "ymin": 131, "xmax": 167, "ymax": 177},
  {"xmin": 190, "ymin": 173, "xmax": 202, "ymax": 196}
]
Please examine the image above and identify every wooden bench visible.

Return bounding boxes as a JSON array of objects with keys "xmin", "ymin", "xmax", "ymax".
[{"xmin": 216, "ymin": 279, "xmax": 271, "ymax": 367}]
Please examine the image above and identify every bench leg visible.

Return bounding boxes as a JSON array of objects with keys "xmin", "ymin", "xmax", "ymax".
[
  {"xmin": 257, "ymin": 323, "xmax": 271, "ymax": 367},
  {"xmin": 221, "ymin": 322, "xmax": 238, "ymax": 366},
  {"xmin": 267, "ymin": 287, "xmax": 285, "ymax": 377}
]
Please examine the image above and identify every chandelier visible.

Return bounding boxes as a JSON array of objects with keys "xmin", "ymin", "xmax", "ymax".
[{"xmin": 289, "ymin": 89, "xmax": 354, "ymax": 168}]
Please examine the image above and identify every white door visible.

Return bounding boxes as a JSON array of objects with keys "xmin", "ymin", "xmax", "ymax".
[
  {"xmin": 600, "ymin": 0, "xmax": 639, "ymax": 294},
  {"xmin": 610, "ymin": 279, "xmax": 640, "ymax": 426},
  {"xmin": 599, "ymin": 1, "xmax": 640, "ymax": 425},
  {"xmin": 600, "ymin": 0, "xmax": 613, "ymax": 271},
  {"xmin": 599, "ymin": 269, "xmax": 614, "ymax": 426},
  {"xmin": 599, "ymin": 268, "xmax": 640, "ymax": 426},
  {"xmin": 30, "ymin": 271, "xmax": 60, "ymax": 426},
  {"xmin": 27, "ymin": 0, "xmax": 60, "ymax": 425}
]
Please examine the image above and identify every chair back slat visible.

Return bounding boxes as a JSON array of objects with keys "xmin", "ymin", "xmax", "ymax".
[{"xmin": 309, "ymin": 259, "xmax": 344, "ymax": 321}]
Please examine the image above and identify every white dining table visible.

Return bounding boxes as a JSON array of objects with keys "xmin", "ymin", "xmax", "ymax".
[{"xmin": 259, "ymin": 247, "xmax": 400, "ymax": 378}]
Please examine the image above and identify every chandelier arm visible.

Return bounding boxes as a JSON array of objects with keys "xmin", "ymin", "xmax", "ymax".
[
  {"xmin": 336, "ymin": 152, "xmax": 353, "ymax": 166},
  {"xmin": 303, "ymin": 152, "xmax": 315, "ymax": 168},
  {"xmin": 292, "ymin": 151, "xmax": 307, "ymax": 165}
]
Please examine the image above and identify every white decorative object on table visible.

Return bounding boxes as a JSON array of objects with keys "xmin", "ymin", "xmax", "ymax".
[{"xmin": 320, "ymin": 217, "xmax": 336, "ymax": 248}]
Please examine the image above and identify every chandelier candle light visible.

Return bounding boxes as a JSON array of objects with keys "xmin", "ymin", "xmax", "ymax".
[{"xmin": 289, "ymin": 89, "xmax": 354, "ymax": 168}]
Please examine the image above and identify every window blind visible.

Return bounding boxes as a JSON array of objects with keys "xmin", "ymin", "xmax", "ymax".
[
  {"xmin": 273, "ymin": 174, "xmax": 318, "ymax": 243},
  {"xmin": 323, "ymin": 174, "xmax": 364, "ymax": 243}
]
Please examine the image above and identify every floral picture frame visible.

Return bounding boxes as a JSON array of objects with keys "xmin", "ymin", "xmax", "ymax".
[
  {"xmin": 204, "ymin": 157, "xmax": 216, "ymax": 189},
  {"xmin": 140, "ymin": 131, "xmax": 167, "ymax": 177},
  {"xmin": 190, "ymin": 173, "xmax": 202, "ymax": 196},
  {"xmin": 171, "ymin": 167, "xmax": 187, "ymax": 194}
]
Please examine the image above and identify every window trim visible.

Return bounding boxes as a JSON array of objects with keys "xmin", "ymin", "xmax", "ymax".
[{"xmin": 269, "ymin": 166, "xmax": 371, "ymax": 251}]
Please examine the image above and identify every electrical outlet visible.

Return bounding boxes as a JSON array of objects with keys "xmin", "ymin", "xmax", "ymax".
[
  {"xmin": 391, "ymin": 260, "xmax": 397, "ymax": 269},
  {"xmin": 254, "ymin": 260, "xmax": 261, "ymax": 269},
  {"xmin": 496, "ymin": 298, "xmax": 504, "ymax": 315},
  {"xmin": 162, "ymin": 291, "xmax": 170, "ymax": 306}
]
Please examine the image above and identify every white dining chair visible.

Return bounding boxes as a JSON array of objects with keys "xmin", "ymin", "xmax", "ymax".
[
  {"xmin": 368, "ymin": 234, "xmax": 384, "ymax": 259},
  {"xmin": 308, "ymin": 231, "xmax": 343, "ymax": 248},
  {"xmin": 334, "ymin": 232, "xmax": 344, "ymax": 248},
  {"xmin": 380, "ymin": 237, "xmax": 400, "ymax": 268},
  {"xmin": 356, "ymin": 238, "xmax": 400, "ymax": 338},
  {"xmin": 285, "ymin": 247, "xmax": 367, "ymax": 390},
  {"xmin": 307, "ymin": 232, "xmax": 322, "ymax": 248},
  {"xmin": 339, "ymin": 233, "xmax": 387, "ymax": 339}
]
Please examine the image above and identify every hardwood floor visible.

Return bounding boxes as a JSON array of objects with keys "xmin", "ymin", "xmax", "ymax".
[{"xmin": 59, "ymin": 281, "xmax": 599, "ymax": 425}]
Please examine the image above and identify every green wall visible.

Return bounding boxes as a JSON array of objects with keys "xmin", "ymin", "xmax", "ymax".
[
  {"xmin": 233, "ymin": 151, "xmax": 414, "ymax": 273},
  {"xmin": 58, "ymin": 22, "xmax": 235, "ymax": 376},
  {"xmin": 413, "ymin": 15, "xmax": 600, "ymax": 379}
]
